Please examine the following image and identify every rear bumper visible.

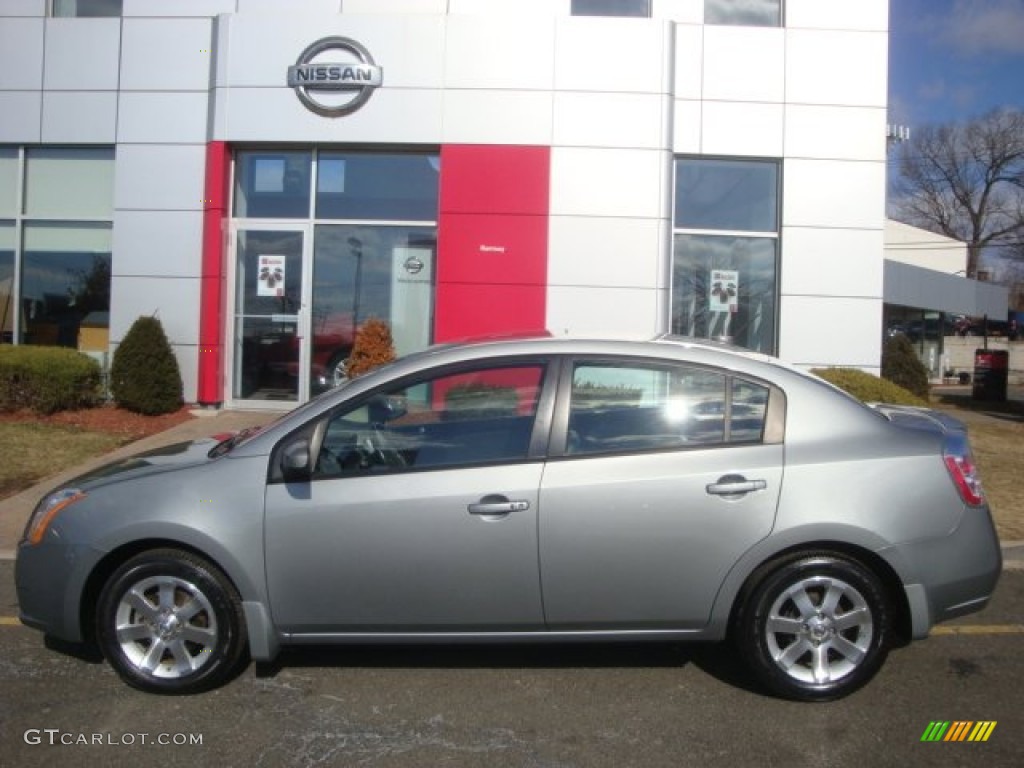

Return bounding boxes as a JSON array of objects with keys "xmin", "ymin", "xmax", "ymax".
[{"xmin": 888, "ymin": 504, "xmax": 1002, "ymax": 639}]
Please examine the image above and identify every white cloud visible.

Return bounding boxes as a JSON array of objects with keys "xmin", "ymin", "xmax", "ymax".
[{"xmin": 939, "ymin": 0, "xmax": 1024, "ymax": 57}]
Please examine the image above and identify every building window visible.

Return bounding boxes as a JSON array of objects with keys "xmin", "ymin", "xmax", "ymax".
[
  {"xmin": 50, "ymin": 0, "xmax": 123, "ymax": 17},
  {"xmin": 705, "ymin": 0, "xmax": 782, "ymax": 27},
  {"xmin": 671, "ymin": 158, "xmax": 780, "ymax": 354},
  {"xmin": 0, "ymin": 147, "xmax": 114, "ymax": 350},
  {"xmin": 571, "ymin": 0, "xmax": 651, "ymax": 18}
]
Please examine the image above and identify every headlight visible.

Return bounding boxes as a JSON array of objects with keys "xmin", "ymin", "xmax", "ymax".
[{"xmin": 24, "ymin": 489, "xmax": 86, "ymax": 546}]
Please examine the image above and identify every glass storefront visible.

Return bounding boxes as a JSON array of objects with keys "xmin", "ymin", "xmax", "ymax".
[
  {"xmin": 671, "ymin": 158, "xmax": 780, "ymax": 354},
  {"xmin": 230, "ymin": 149, "xmax": 439, "ymax": 404}
]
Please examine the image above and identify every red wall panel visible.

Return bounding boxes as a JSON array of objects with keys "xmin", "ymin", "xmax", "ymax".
[
  {"xmin": 435, "ymin": 145, "xmax": 550, "ymax": 343},
  {"xmin": 197, "ymin": 141, "xmax": 230, "ymax": 405}
]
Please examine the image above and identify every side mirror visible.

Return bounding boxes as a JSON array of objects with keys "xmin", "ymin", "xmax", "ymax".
[{"xmin": 280, "ymin": 438, "xmax": 312, "ymax": 482}]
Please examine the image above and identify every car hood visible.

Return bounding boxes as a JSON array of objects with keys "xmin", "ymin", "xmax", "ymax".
[{"xmin": 64, "ymin": 437, "xmax": 227, "ymax": 490}]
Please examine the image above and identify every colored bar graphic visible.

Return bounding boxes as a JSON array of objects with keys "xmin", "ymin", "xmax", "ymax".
[{"xmin": 921, "ymin": 721, "xmax": 996, "ymax": 742}]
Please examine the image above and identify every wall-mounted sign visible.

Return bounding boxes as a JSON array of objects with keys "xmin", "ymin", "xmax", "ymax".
[
  {"xmin": 287, "ymin": 37, "xmax": 383, "ymax": 117},
  {"xmin": 258, "ymin": 255, "xmax": 286, "ymax": 297},
  {"xmin": 708, "ymin": 269, "xmax": 739, "ymax": 314}
]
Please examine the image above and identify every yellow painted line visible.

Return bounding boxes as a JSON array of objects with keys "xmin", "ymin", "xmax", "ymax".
[
  {"xmin": 0, "ymin": 617, "xmax": 21, "ymax": 626},
  {"xmin": 931, "ymin": 624, "xmax": 1024, "ymax": 636}
]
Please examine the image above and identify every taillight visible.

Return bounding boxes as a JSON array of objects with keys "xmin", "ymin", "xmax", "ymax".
[{"xmin": 943, "ymin": 436, "xmax": 985, "ymax": 507}]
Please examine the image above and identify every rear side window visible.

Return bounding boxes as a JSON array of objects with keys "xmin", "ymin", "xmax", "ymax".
[{"xmin": 567, "ymin": 362, "xmax": 770, "ymax": 456}]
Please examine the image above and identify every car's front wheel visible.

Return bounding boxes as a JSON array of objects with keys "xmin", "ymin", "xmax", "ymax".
[
  {"xmin": 96, "ymin": 549, "xmax": 248, "ymax": 694},
  {"xmin": 735, "ymin": 553, "xmax": 891, "ymax": 701}
]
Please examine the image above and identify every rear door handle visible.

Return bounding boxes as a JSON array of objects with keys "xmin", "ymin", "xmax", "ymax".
[
  {"xmin": 706, "ymin": 476, "xmax": 767, "ymax": 497},
  {"xmin": 468, "ymin": 496, "xmax": 531, "ymax": 516}
]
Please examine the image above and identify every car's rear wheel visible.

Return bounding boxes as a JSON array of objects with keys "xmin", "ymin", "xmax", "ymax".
[
  {"xmin": 735, "ymin": 553, "xmax": 890, "ymax": 702},
  {"xmin": 96, "ymin": 549, "xmax": 247, "ymax": 694}
]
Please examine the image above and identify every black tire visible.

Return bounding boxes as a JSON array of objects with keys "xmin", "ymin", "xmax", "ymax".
[
  {"xmin": 735, "ymin": 552, "xmax": 890, "ymax": 702},
  {"xmin": 96, "ymin": 548, "xmax": 248, "ymax": 694}
]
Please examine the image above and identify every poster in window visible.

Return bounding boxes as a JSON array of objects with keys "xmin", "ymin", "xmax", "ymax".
[
  {"xmin": 708, "ymin": 269, "xmax": 739, "ymax": 314},
  {"xmin": 257, "ymin": 255, "xmax": 286, "ymax": 297}
]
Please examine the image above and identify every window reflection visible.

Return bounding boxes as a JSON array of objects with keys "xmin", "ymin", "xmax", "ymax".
[
  {"xmin": 571, "ymin": 0, "xmax": 651, "ymax": 17},
  {"xmin": 705, "ymin": 0, "xmax": 782, "ymax": 27}
]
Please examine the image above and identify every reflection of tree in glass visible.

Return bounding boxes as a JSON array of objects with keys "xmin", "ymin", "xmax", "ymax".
[{"xmin": 69, "ymin": 255, "xmax": 111, "ymax": 313}]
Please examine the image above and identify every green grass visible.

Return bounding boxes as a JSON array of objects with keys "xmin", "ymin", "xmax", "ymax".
[{"xmin": 0, "ymin": 423, "xmax": 127, "ymax": 499}]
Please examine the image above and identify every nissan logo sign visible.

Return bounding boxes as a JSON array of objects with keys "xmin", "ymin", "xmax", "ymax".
[{"xmin": 287, "ymin": 37, "xmax": 382, "ymax": 117}]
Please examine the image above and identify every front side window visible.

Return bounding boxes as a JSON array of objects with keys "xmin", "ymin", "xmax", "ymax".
[
  {"xmin": 672, "ymin": 158, "xmax": 780, "ymax": 354},
  {"xmin": 567, "ymin": 362, "xmax": 769, "ymax": 456},
  {"xmin": 571, "ymin": 0, "xmax": 651, "ymax": 17},
  {"xmin": 51, "ymin": 0, "xmax": 123, "ymax": 17},
  {"xmin": 315, "ymin": 364, "xmax": 546, "ymax": 476},
  {"xmin": 705, "ymin": 0, "xmax": 782, "ymax": 27}
]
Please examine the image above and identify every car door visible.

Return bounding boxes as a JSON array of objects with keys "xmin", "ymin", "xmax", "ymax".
[
  {"xmin": 539, "ymin": 359, "xmax": 784, "ymax": 629},
  {"xmin": 264, "ymin": 360, "xmax": 553, "ymax": 633}
]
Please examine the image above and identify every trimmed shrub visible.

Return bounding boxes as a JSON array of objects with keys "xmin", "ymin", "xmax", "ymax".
[
  {"xmin": 110, "ymin": 316, "xmax": 183, "ymax": 415},
  {"xmin": 345, "ymin": 318, "xmax": 397, "ymax": 379},
  {"xmin": 0, "ymin": 345, "xmax": 103, "ymax": 414},
  {"xmin": 810, "ymin": 367, "xmax": 929, "ymax": 407},
  {"xmin": 881, "ymin": 334, "xmax": 930, "ymax": 400}
]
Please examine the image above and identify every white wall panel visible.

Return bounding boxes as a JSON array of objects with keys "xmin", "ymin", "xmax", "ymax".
[
  {"xmin": 672, "ymin": 99, "xmax": 701, "ymax": 153},
  {"xmin": 0, "ymin": 92, "xmax": 41, "ymax": 142},
  {"xmin": 220, "ymin": 15, "xmax": 445, "ymax": 90},
  {"xmin": 786, "ymin": 0, "xmax": 888, "ymax": 31},
  {"xmin": 548, "ymin": 216, "xmax": 664, "ymax": 289},
  {"xmin": 123, "ymin": 0, "xmax": 234, "ymax": 15},
  {"xmin": 550, "ymin": 147, "xmax": 667, "ymax": 219},
  {"xmin": 554, "ymin": 92, "xmax": 668, "ymax": 149},
  {"xmin": 442, "ymin": 90, "xmax": 553, "ymax": 145},
  {"xmin": 448, "ymin": 0, "xmax": 569, "ymax": 13},
  {"xmin": 43, "ymin": 19, "xmax": 121, "ymax": 91},
  {"xmin": 0, "ymin": 0, "xmax": 46, "ymax": 15},
  {"xmin": 781, "ymin": 227, "xmax": 883, "ymax": 298},
  {"xmin": 114, "ymin": 144, "xmax": 206, "ymax": 212},
  {"xmin": 783, "ymin": 159, "xmax": 886, "ymax": 230},
  {"xmin": 344, "ymin": 0, "xmax": 448, "ymax": 13},
  {"xmin": 785, "ymin": 105, "xmax": 886, "ymax": 161},
  {"xmin": 120, "ymin": 19, "xmax": 213, "ymax": 91},
  {"xmin": 218, "ymin": 87, "xmax": 443, "ymax": 144},
  {"xmin": 117, "ymin": 92, "xmax": 209, "ymax": 143},
  {"xmin": 110, "ymin": 277, "xmax": 201, "ymax": 348},
  {"xmin": 555, "ymin": 17, "xmax": 670, "ymax": 94},
  {"xmin": 655, "ymin": 0, "xmax": 703, "ymax": 23},
  {"xmin": 445, "ymin": 15, "xmax": 554, "ymax": 90},
  {"xmin": 702, "ymin": 100, "xmax": 783, "ymax": 156},
  {"xmin": 547, "ymin": 286, "xmax": 664, "ymax": 338},
  {"xmin": 702, "ymin": 26, "xmax": 783, "ymax": 103},
  {"xmin": 113, "ymin": 211, "xmax": 204, "ymax": 279},
  {"xmin": 673, "ymin": 23, "xmax": 703, "ymax": 100},
  {"xmin": 42, "ymin": 92, "xmax": 117, "ymax": 143},
  {"xmin": 238, "ymin": 0, "xmax": 341, "ymax": 13},
  {"xmin": 786, "ymin": 29, "xmax": 887, "ymax": 107},
  {"xmin": 778, "ymin": 295, "xmax": 882, "ymax": 369},
  {"xmin": 0, "ymin": 18, "xmax": 44, "ymax": 88}
]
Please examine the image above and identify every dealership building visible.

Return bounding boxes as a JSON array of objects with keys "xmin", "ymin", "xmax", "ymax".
[{"xmin": 0, "ymin": 0, "xmax": 993, "ymax": 407}]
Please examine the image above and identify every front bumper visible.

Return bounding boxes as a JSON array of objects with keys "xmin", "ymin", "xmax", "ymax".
[{"xmin": 15, "ymin": 537, "xmax": 104, "ymax": 644}]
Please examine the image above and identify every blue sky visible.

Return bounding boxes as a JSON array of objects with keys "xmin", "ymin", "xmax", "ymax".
[{"xmin": 888, "ymin": 0, "xmax": 1024, "ymax": 129}]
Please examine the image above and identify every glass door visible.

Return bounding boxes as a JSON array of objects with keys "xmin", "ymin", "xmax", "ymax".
[{"xmin": 231, "ymin": 225, "xmax": 310, "ymax": 404}]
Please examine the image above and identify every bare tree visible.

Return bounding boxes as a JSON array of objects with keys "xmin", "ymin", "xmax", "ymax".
[{"xmin": 892, "ymin": 109, "xmax": 1024, "ymax": 278}]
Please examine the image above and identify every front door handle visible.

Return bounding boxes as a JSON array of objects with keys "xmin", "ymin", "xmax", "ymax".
[
  {"xmin": 706, "ymin": 475, "xmax": 767, "ymax": 497},
  {"xmin": 468, "ymin": 495, "xmax": 530, "ymax": 516}
]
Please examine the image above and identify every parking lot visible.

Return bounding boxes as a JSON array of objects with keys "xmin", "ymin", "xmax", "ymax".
[{"xmin": 1, "ymin": 558, "xmax": 1021, "ymax": 768}]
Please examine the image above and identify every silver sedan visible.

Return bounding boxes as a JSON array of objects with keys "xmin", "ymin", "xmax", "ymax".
[{"xmin": 15, "ymin": 336, "xmax": 1002, "ymax": 701}]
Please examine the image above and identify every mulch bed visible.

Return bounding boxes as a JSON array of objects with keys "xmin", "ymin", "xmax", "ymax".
[{"xmin": 0, "ymin": 405, "xmax": 196, "ymax": 441}]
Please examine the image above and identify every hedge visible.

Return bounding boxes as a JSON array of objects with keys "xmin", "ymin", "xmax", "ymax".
[
  {"xmin": 0, "ymin": 345, "xmax": 103, "ymax": 414},
  {"xmin": 810, "ymin": 367, "xmax": 929, "ymax": 407}
]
